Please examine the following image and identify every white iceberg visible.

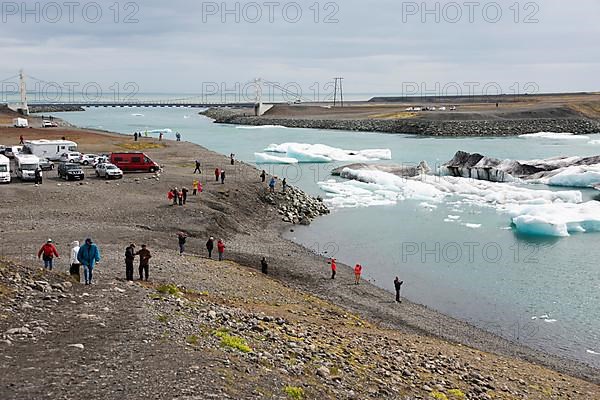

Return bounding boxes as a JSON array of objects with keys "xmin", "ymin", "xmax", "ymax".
[
  {"xmin": 508, "ymin": 201, "xmax": 600, "ymax": 237},
  {"xmin": 254, "ymin": 153, "xmax": 298, "ymax": 164},
  {"xmin": 531, "ymin": 164, "xmax": 600, "ymax": 188},
  {"xmin": 237, "ymin": 125, "xmax": 287, "ymax": 129},
  {"xmin": 519, "ymin": 132, "xmax": 590, "ymax": 140},
  {"xmin": 263, "ymin": 143, "xmax": 392, "ymax": 163}
]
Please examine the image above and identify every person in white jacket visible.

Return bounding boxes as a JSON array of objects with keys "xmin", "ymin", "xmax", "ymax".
[{"xmin": 69, "ymin": 241, "xmax": 81, "ymax": 283}]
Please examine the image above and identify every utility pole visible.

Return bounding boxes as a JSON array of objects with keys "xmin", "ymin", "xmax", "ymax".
[
  {"xmin": 333, "ymin": 77, "xmax": 344, "ymax": 107},
  {"xmin": 19, "ymin": 69, "xmax": 29, "ymax": 115}
]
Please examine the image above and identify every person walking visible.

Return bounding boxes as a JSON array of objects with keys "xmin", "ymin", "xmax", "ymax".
[
  {"xmin": 193, "ymin": 160, "xmax": 201, "ymax": 174},
  {"xmin": 34, "ymin": 166, "xmax": 42, "ymax": 185},
  {"xmin": 206, "ymin": 237, "xmax": 214, "ymax": 259},
  {"xmin": 282, "ymin": 178, "xmax": 287, "ymax": 193},
  {"xmin": 177, "ymin": 232, "xmax": 187, "ymax": 255},
  {"xmin": 269, "ymin": 176, "xmax": 277, "ymax": 194},
  {"xmin": 69, "ymin": 241, "xmax": 81, "ymax": 282},
  {"xmin": 192, "ymin": 179, "xmax": 199, "ymax": 196},
  {"xmin": 125, "ymin": 244, "xmax": 136, "ymax": 281},
  {"xmin": 159, "ymin": 132, "xmax": 163, "ymax": 141},
  {"xmin": 220, "ymin": 170, "xmax": 226, "ymax": 184},
  {"xmin": 217, "ymin": 239, "xmax": 225, "ymax": 261},
  {"xmin": 354, "ymin": 264, "xmax": 363, "ymax": 285},
  {"xmin": 37, "ymin": 239, "xmax": 59, "ymax": 270},
  {"xmin": 19, "ymin": 135, "xmax": 24, "ymax": 145},
  {"xmin": 214, "ymin": 168, "xmax": 220, "ymax": 182},
  {"xmin": 260, "ymin": 170, "xmax": 266, "ymax": 183},
  {"xmin": 230, "ymin": 153, "xmax": 235, "ymax": 165},
  {"xmin": 394, "ymin": 277, "xmax": 404, "ymax": 303},
  {"xmin": 261, "ymin": 257, "xmax": 268, "ymax": 275},
  {"xmin": 77, "ymin": 238, "xmax": 101, "ymax": 285},
  {"xmin": 137, "ymin": 244, "xmax": 152, "ymax": 281},
  {"xmin": 330, "ymin": 258, "xmax": 337, "ymax": 280},
  {"xmin": 176, "ymin": 132, "xmax": 181, "ymax": 141},
  {"xmin": 182, "ymin": 187, "xmax": 189, "ymax": 205}
]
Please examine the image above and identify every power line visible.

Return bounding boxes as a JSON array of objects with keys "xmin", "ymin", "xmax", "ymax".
[{"xmin": 333, "ymin": 77, "xmax": 344, "ymax": 107}]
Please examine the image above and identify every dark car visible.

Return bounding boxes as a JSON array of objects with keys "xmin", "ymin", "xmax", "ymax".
[
  {"xmin": 58, "ymin": 162, "xmax": 85, "ymax": 180},
  {"xmin": 39, "ymin": 158, "xmax": 54, "ymax": 171}
]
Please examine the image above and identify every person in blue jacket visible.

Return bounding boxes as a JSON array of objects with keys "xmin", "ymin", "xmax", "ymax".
[{"xmin": 77, "ymin": 238, "xmax": 101, "ymax": 285}]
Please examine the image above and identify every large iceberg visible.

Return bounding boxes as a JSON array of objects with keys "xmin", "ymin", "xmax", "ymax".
[
  {"xmin": 530, "ymin": 165, "xmax": 600, "ymax": 188},
  {"xmin": 260, "ymin": 143, "xmax": 392, "ymax": 164},
  {"xmin": 254, "ymin": 153, "xmax": 298, "ymax": 164},
  {"xmin": 509, "ymin": 202, "xmax": 600, "ymax": 237}
]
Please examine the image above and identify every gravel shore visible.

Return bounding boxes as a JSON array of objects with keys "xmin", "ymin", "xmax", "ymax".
[{"xmin": 0, "ymin": 123, "xmax": 599, "ymax": 398}]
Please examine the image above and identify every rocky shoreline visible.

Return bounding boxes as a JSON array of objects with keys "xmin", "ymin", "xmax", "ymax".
[
  {"xmin": 201, "ymin": 108, "xmax": 600, "ymax": 136},
  {"xmin": 28, "ymin": 104, "xmax": 85, "ymax": 113}
]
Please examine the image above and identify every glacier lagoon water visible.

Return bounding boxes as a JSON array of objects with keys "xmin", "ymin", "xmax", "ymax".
[{"xmin": 52, "ymin": 107, "xmax": 600, "ymax": 367}]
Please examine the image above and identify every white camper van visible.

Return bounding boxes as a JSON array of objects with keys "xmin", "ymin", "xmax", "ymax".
[
  {"xmin": 24, "ymin": 140, "xmax": 78, "ymax": 161},
  {"xmin": 15, "ymin": 154, "xmax": 40, "ymax": 181},
  {"xmin": 13, "ymin": 118, "xmax": 28, "ymax": 128},
  {"xmin": 0, "ymin": 154, "xmax": 10, "ymax": 183}
]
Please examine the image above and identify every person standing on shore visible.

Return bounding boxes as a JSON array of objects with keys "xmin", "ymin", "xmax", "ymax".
[
  {"xmin": 260, "ymin": 170, "xmax": 266, "ymax": 183},
  {"xmin": 192, "ymin": 179, "xmax": 199, "ymax": 196},
  {"xmin": 34, "ymin": 166, "xmax": 42, "ymax": 185},
  {"xmin": 206, "ymin": 237, "xmax": 214, "ymax": 259},
  {"xmin": 269, "ymin": 176, "xmax": 277, "ymax": 194},
  {"xmin": 38, "ymin": 239, "xmax": 59, "ymax": 270},
  {"xmin": 125, "ymin": 244, "xmax": 136, "ymax": 281},
  {"xmin": 159, "ymin": 132, "xmax": 163, "ymax": 141},
  {"xmin": 137, "ymin": 244, "xmax": 152, "ymax": 281},
  {"xmin": 176, "ymin": 132, "xmax": 181, "ymax": 141},
  {"xmin": 330, "ymin": 258, "xmax": 337, "ymax": 280},
  {"xmin": 177, "ymin": 232, "xmax": 187, "ymax": 255},
  {"xmin": 214, "ymin": 168, "xmax": 220, "ymax": 182},
  {"xmin": 282, "ymin": 178, "xmax": 287, "ymax": 193},
  {"xmin": 217, "ymin": 239, "xmax": 225, "ymax": 261},
  {"xmin": 394, "ymin": 277, "xmax": 404, "ymax": 303},
  {"xmin": 134, "ymin": 132, "xmax": 138, "ymax": 141},
  {"xmin": 220, "ymin": 170, "xmax": 226, "ymax": 184},
  {"xmin": 354, "ymin": 264, "xmax": 363, "ymax": 285},
  {"xmin": 77, "ymin": 238, "xmax": 101, "ymax": 286},
  {"xmin": 261, "ymin": 257, "xmax": 268, "ymax": 274},
  {"xmin": 178, "ymin": 188, "xmax": 184, "ymax": 206},
  {"xmin": 230, "ymin": 153, "xmax": 235, "ymax": 165},
  {"xmin": 182, "ymin": 187, "xmax": 189, "ymax": 205},
  {"xmin": 171, "ymin": 188, "xmax": 179, "ymax": 206},
  {"xmin": 69, "ymin": 241, "xmax": 81, "ymax": 282},
  {"xmin": 194, "ymin": 160, "xmax": 201, "ymax": 174}
]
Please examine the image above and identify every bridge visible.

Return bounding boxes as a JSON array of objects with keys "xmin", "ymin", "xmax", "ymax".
[{"xmin": 1, "ymin": 71, "xmax": 320, "ymax": 115}]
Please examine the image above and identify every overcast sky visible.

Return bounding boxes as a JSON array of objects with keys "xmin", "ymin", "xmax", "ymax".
[{"xmin": 1, "ymin": 0, "xmax": 599, "ymax": 98}]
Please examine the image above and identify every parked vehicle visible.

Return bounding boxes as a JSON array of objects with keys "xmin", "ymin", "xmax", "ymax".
[
  {"xmin": 41, "ymin": 120, "xmax": 58, "ymax": 128},
  {"xmin": 24, "ymin": 140, "xmax": 78, "ymax": 161},
  {"xmin": 5, "ymin": 146, "xmax": 23, "ymax": 159},
  {"xmin": 95, "ymin": 163, "xmax": 123, "ymax": 179},
  {"xmin": 110, "ymin": 152, "xmax": 160, "ymax": 173},
  {"xmin": 0, "ymin": 154, "xmax": 10, "ymax": 183},
  {"xmin": 38, "ymin": 158, "xmax": 55, "ymax": 171},
  {"xmin": 13, "ymin": 118, "xmax": 28, "ymax": 128},
  {"xmin": 58, "ymin": 162, "xmax": 85, "ymax": 180},
  {"xmin": 59, "ymin": 151, "xmax": 82, "ymax": 163},
  {"xmin": 15, "ymin": 154, "xmax": 40, "ymax": 181},
  {"xmin": 0, "ymin": 145, "xmax": 6, "ymax": 155},
  {"xmin": 79, "ymin": 154, "xmax": 99, "ymax": 165}
]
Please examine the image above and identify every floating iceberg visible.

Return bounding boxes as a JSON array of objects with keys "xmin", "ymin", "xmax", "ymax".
[
  {"xmin": 254, "ymin": 153, "xmax": 298, "ymax": 164},
  {"xmin": 508, "ymin": 202, "xmax": 600, "ymax": 237},
  {"xmin": 261, "ymin": 143, "xmax": 392, "ymax": 164},
  {"xmin": 131, "ymin": 113, "xmax": 144, "ymax": 117},
  {"xmin": 530, "ymin": 165, "xmax": 600, "ymax": 188},
  {"xmin": 519, "ymin": 132, "xmax": 590, "ymax": 140}
]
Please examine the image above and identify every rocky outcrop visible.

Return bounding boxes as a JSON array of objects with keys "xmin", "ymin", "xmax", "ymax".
[
  {"xmin": 261, "ymin": 186, "xmax": 329, "ymax": 225},
  {"xmin": 28, "ymin": 105, "xmax": 85, "ymax": 113},
  {"xmin": 201, "ymin": 108, "xmax": 600, "ymax": 136}
]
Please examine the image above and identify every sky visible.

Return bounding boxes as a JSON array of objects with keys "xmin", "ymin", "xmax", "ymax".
[{"xmin": 1, "ymin": 0, "xmax": 599, "ymax": 99}]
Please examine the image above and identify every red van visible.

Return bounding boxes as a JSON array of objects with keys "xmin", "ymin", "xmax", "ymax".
[{"xmin": 110, "ymin": 152, "xmax": 160, "ymax": 173}]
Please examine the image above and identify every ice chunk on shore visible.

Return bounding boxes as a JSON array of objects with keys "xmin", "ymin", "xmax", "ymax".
[
  {"xmin": 254, "ymin": 153, "xmax": 298, "ymax": 164},
  {"xmin": 263, "ymin": 143, "xmax": 392, "ymax": 163},
  {"xmin": 509, "ymin": 201, "xmax": 600, "ymax": 237},
  {"xmin": 519, "ymin": 132, "xmax": 590, "ymax": 140}
]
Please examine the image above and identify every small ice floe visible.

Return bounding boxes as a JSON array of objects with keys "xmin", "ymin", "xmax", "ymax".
[
  {"xmin": 519, "ymin": 132, "xmax": 590, "ymax": 140},
  {"xmin": 131, "ymin": 113, "xmax": 144, "ymax": 117},
  {"xmin": 419, "ymin": 202, "xmax": 438, "ymax": 210},
  {"xmin": 463, "ymin": 223, "xmax": 482, "ymax": 229},
  {"xmin": 535, "ymin": 314, "xmax": 558, "ymax": 323},
  {"xmin": 587, "ymin": 349, "xmax": 600, "ymax": 355},
  {"xmin": 447, "ymin": 215, "xmax": 461, "ymax": 220}
]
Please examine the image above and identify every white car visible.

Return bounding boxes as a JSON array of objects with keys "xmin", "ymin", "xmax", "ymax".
[
  {"xmin": 59, "ymin": 152, "xmax": 82, "ymax": 163},
  {"xmin": 79, "ymin": 154, "xmax": 99, "ymax": 165},
  {"xmin": 95, "ymin": 163, "xmax": 123, "ymax": 179},
  {"xmin": 41, "ymin": 120, "xmax": 58, "ymax": 128},
  {"xmin": 5, "ymin": 145, "xmax": 23, "ymax": 158}
]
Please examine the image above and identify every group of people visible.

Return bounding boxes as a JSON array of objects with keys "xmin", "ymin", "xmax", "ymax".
[
  {"xmin": 125, "ymin": 243, "xmax": 152, "ymax": 281},
  {"xmin": 38, "ymin": 238, "xmax": 101, "ymax": 285},
  {"xmin": 329, "ymin": 258, "xmax": 404, "ymax": 303},
  {"xmin": 168, "ymin": 187, "xmax": 190, "ymax": 205}
]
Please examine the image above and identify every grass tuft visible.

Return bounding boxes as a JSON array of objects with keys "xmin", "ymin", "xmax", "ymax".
[
  {"xmin": 284, "ymin": 386, "xmax": 304, "ymax": 400},
  {"xmin": 157, "ymin": 284, "xmax": 182, "ymax": 297},
  {"xmin": 117, "ymin": 142, "xmax": 165, "ymax": 150},
  {"xmin": 215, "ymin": 330, "xmax": 252, "ymax": 353}
]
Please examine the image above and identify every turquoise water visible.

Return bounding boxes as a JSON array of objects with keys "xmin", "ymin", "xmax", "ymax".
[{"xmin": 52, "ymin": 107, "xmax": 600, "ymax": 367}]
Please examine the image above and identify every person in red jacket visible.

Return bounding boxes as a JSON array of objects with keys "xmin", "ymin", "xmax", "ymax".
[
  {"xmin": 354, "ymin": 264, "xmax": 363, "ymax": 285},
  {"xmin": 330, "ymin": 258, "xmax": 337, "ymax": 280},
  {"xmin": 215, "ymin": 168, "xmax": 220, "ymax": 182},
  {"xmin": 38, "ymin": 239, "xmax": 59, "ymax": 270},
  {"xmin": 217, "ymin": 239, "xmax": 225, "ymax": 261}
]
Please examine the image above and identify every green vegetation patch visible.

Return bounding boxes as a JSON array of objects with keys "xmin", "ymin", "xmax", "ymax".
[
  {"xmin": 284, "ymin": 386, "xmax": 304, "ymax": 400},
  {"xmin": 157, "ymin": 284, "xmax": 182, "ymax": 297},
  {"xmin": 215, "ymin": 330, "xmax": 252, "ymax": 353}
]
